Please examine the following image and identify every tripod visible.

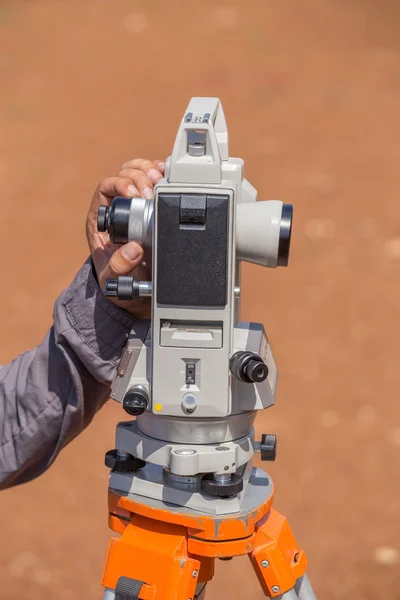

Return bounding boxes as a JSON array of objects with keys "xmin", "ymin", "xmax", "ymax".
[
  {"xmin": 97, "ymin": 97, "xmax": 317, "ymax": 600},
  {"xmin": 101, "ymin": 461, "xmax": 316, "ymax": 600}
]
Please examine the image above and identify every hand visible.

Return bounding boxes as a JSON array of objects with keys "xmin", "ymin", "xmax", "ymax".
[{"xmin": 86, "ymin": 159, "xmax": 165, "ymax": 319}]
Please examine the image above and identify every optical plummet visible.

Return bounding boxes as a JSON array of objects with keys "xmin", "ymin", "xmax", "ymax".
[{"xmin": 230, "ymin": 351, "xmax": 269, "ymax": 384}]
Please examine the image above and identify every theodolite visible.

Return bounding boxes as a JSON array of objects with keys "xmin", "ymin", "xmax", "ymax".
[{"xmin": 96, "ymin": 97, "xmax": 317, "ymax": 600}]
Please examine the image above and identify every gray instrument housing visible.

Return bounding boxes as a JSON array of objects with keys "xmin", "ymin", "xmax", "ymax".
[{"xmin": 107, "ymin": 97, "xmax": 290, "ymax": 479}]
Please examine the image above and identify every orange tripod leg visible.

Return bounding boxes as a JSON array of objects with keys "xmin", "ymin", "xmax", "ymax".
[
  {"xmin": 102, "ymin": 514, "xmax": 211, "ymax": 600},
  {"xmin": 102, "ymin": 493, "xmax": 316, "ymax": 600},
  {"xmin": 249, "ymin": 508, "xmax": 308, "ymax": 598}
]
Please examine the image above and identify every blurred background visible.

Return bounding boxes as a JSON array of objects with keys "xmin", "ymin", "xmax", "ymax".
[{"xmin": 1, "ymin": 0, "xmax": 400, "ymax": 598}]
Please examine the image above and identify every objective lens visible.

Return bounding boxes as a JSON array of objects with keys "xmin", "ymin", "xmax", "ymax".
[{"xmin": 277, "ymin": 204, "xmax": 293, "ymax": 267}]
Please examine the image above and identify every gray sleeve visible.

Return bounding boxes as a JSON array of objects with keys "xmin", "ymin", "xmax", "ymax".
[{"xmin": 0, "ymin": 257, "xmax": 147, "ymax": 490}]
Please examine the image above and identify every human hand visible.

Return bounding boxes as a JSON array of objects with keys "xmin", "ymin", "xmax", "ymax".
[{"xmin": 86, "ymin": 159, "xmax": 165, "ymax": 319}]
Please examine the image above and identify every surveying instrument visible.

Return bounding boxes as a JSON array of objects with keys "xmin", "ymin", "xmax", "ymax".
[{"xmin": 96, "ymin": 98, "xmax": 317, "ymax": 600}]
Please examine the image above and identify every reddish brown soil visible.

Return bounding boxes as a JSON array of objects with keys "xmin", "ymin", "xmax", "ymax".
[{"xmin": 1, "ymin": 1, "xmax": 400, "ymax": 599}]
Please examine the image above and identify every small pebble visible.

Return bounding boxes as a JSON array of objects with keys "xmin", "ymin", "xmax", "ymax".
[
  {"xmin": 309, "ymin": 172, "xmax": 336, "ymax": 195},
  {"xmin": 258, "ymin": 136, "xmax": 278, "ymax": 156},
  {"xmin": 388, "ymin": 427, "xmax": 400, "ymax": 446},
  {"xmin": 371, "ymin": 48, "xmax": 395, "ymax": 68},
  {"xmin": 374, "ymin": 546, "xmax": 400, "ymax": 566},
  {"xmin": 305, "ymin": 218, "xmax": 336, "ymax": 239},
  {"xmin": 350, "ymin": 322, "xmax": 371, "ymax": 341},
  {"xmin": 301, "ymin": 364, "xmax": 320, "ymax": 382},
  {"xmin": 124, "ymin": 13, "xmax": 148, "ymax": 33},
  {"xmin": 32, "ymin": 569, "xmax": 52, "ymax": 585},
  {"xmin": 299, "ymin": 466, "xmax": 315, "ymax": 484},
  {"xmin": 213, "ymin": 7, "xmax": 238, "ymax": 29},
  {"xmin": 320, "ymin": 410, "xmax": 339, "ymax": 428},
  {"xmin": 384, "ymin": 238, "xmax": 400, "ymax": 259},
  {"xmin": 8, "ymin": 552, "xmax": 38, "ymax": 578},
  {"xmin": 356, "ymin": 405, "xmax": 376, "ymax": 424},
  {"xmin": 356, "ymin": 218, "xmax": 378, "ymax": 239}
]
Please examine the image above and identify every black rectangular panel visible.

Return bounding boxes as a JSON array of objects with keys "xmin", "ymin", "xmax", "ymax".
[{"xmin": 157, "ymin": 193, "xmax": 229, "ymax": 306}]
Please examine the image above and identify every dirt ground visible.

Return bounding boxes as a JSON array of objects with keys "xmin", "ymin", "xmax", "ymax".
[{"xmin": 1, "ymin": 1, "xmax": 400, "ymax": 598}]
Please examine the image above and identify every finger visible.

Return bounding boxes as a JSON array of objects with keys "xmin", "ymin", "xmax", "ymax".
[
  {"xmin": 153, "ymin": 160, "xmax": 165, "ymax": 175},
  {"xmin": 121, "ymin": 158, "xmax": 159, "ymax": 172},
  {"xmin": 120, "ymin": 158, "xmax": 164, "ymax": 184},
  {"xmin": 99, "ymin": 242, "xmax": 144, "ymax": 289},
  {"xmin": 118, "ymin": 168, "xmax": 156, "ymax": 199},
  {"xmin": 98, "ymin": 177, "xmax": 140, "ymax": 202}
]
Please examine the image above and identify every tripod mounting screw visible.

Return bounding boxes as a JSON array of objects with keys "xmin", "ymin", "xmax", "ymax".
[
  {"xmin": 105, "ymin": 449, "xmax": 146, "ymax": 472},
  {"xmin": 123, "ymin": 386, "xmax": 149, "ymax": 416},
  {"xmin": 260, "ymin": 433, "xmax": 277, "ymax": 461},
  {"xmin": 261, "ymin": 560, "xmax": 270, "ymax": 568}
]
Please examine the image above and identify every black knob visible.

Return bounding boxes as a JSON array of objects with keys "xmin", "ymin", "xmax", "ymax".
[
  {"xmin": 123, "ymin": 386, "xmax": 149, "ymax": 416},
  {"xmin": 105, "ymin": 276, "xmax": 140, "ymax": 300},
  {"xmin": 105, "ymin": 449, "xmax": 146, "ymax": 472},
  {"xmin": 97, "ymin": 205, "xmax": 110, "ymax": 232},
  {"xmin": 201, "ymin": 474, "xmax": 243, "ymax": 498},
  {"xmin": 230, "ymin": 351, "xmax": 268, "ymax": 384},
  {"xmin": 244, "ymin": 358, "xmax": 268, "ymax": 383},
  {"xmin": 260, "ymin": 434, "xmax": 277, "ymax": 461},
  {"xmin": 105, "ymin": 279, "xmax": 118, "ymax": 297}
]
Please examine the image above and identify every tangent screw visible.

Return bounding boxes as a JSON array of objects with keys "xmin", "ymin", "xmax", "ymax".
[
  {"xmin": 272, "ymin": 586, "xmax": 280, "ymax": 594},
  {"xmin": 192, "ymin": 570, "xmax": 199, "ymax": 578},
  {"xmin": 261, "ymin": 560, "xmax": 269, "ymax": 568}
]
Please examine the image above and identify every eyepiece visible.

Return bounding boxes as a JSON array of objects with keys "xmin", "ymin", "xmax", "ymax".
[
  {"xmin": 109, "ymin": 197, "xmax": 132, "ymax": 244},
  {"xmin": 96, "ymin": 197, "xmax": 132, "ymax": 243},
  {"xmin": 277, "ymin": 204, "xmax": 293, "ymax": 267},
  {"xmin": 97, "ymin": 205, "xmax": 109, "ymax": 232}
]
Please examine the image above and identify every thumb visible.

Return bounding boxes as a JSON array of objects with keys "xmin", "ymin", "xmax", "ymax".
[{"xmin": 99, "ymin": 242, "xmax": 144, "ymax": 290}]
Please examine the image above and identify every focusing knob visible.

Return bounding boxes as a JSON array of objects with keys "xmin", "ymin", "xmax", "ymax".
[
  {"xmin": 105, "ymin": 276, "xmax": 140, "ymax": 300},
  {"xmin": 244, "ymin": 358, "xmax": 268, "ymax": 383},
  {"xmin": 105, "ymin": 449, "xmax": 146, "ymax": 472},
  {"xmin": 260, "ymin": 434, "xmax": 277, "ymax": 461},
  {"xmin": 123, "ymin": 386, "xmax": 149, "ymax": 416},
  {"xmin": 97, "ymin": 205, "xmax": 110, "ymax": 232},
  {"xmin": 230, "ymin": 351, "xmax": 269, "ymax": 384}
]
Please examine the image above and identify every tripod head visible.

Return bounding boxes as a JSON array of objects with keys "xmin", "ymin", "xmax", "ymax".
[{"xmin": 98, "ymin": 97, "xmax": 293, "ymax": 499}]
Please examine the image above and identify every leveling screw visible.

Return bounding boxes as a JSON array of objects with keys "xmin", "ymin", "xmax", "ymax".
[{"xmin": 272, "ymin": 586, "xmax": 280, "ymax": 594}]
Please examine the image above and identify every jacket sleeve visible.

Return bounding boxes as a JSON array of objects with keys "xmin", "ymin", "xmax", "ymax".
[{"xmin": 0, "ymin": 257, "xmax": 146, "ymax": 490}]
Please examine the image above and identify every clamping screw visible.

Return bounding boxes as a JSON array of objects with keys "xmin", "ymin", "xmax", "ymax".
[
  {"xmin": 123, "ymin": 386, "xmax": 149, "ymax": 416},
  {"xmin": 272, "ymin": 586, "xmax": 280, "ymax": 594},
  {"xmin": 261, "ymin": 560, "xmax": 269, "ymax": 568}
]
